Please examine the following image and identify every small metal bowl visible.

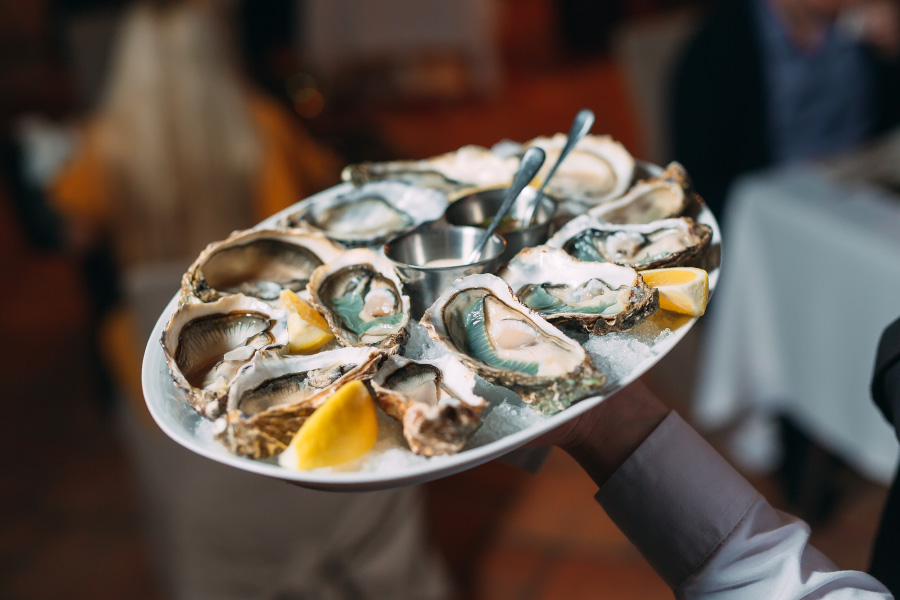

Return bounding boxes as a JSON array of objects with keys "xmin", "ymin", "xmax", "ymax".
[
  {"xmin": 444, "ymin": 186, "xmax": 557, "ymax": 263},
  {"xmin": 384, "ymin": 226, "xmax": 506, "ymax": 319}
]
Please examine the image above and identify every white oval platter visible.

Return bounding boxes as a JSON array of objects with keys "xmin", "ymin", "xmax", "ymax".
[{"xmin": 142, "ymin": 181, "xmax": 720, "ymax": 491}]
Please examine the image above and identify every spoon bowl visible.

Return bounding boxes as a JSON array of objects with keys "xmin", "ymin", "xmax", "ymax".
[
  {"xmin": 445, "ymin": 186, "xmax": 557, "ymax": 263},
  {"xmin": 384, "ymin": 226, "xmax": 506, "ymax": 319},
  {"xmin": 466, "ymin": 146, "xmax": 546, "ymax": 264}
]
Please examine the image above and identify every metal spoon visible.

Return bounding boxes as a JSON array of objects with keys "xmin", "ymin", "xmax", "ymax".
[
  {"xmin": 466, "ymin": 146, "xmax": 546, "ymax": 264},
  {"xmin": 521, "ymin": 108, "xmax": 595, "ymax": 226}
]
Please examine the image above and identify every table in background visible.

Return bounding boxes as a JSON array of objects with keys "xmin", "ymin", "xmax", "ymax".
[{"xmin": 694, "ymin": 165, "xmax": 900, "ymax": 484}]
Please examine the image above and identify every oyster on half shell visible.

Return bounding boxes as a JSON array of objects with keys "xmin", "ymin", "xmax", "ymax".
[
  {"xmin": 213, "ymin": 347, "xmax": 382, "ymax": 459},
  {"xmin": 371, "ymin": 355, "xmax": 487, "ymax": 456},
  {"xmin": 308, "ymin": 248, "xmax": 410, "ymax": 354},
  {"xmin": 524, "ymin": 134, "xmax": 635, "ymax": 205},
  {"xmin": 342, "ymin": 146, "xmax": 520, "ymax": 196},
  {"xmin": 547, "ymin": 215, "xmax": 712, "ymax": 271},
  {"xmin": 283, "ymin": 181, "xmax": 447, "ymax": 248},
  {"xmin": 422, "ymin": 274, "xmax": 606, "ymax": 414},
  {"xmin": 499, "ymin": 246, "xmax": 658, "ymax": 334},
  {"xmin": 182, "ymin": 228, "xmax": 345, "ymax": 302},
  {"xmin": 161, "ymin": 294, "xmax": 288, "ymax": 419},
  {"xmin": 588, "ymin": 162, "xmax": 691, "ymax": 224}
]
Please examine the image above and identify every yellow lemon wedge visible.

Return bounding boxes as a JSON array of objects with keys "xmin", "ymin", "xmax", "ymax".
[
  {"xmin": 640, "ymin": 267, "xmax": 709, "ymax": 317},
  {"xmin": 282, "ymin": 380, "xmax": 378, "ymax": 470},
  {"xmin": 279, "ymin": 289, "xmax": 334, "ymax": 354}
]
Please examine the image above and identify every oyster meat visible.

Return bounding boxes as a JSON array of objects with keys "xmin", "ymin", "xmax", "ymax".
[
  {"xmin": 588, "ymin": 162, "xmax": 691, "ymax": 224},
  {"xmin": 342, "ymin": 145, "xmax": 519, "ymax": 196},
  {"xmin": 499, "ymin": 246, "xmax": 658, "ymax": 334},
  {"xmin": 284, "ymin": 181, "xmax": 447, "ymax": 247},
  {"xmin": 161, "ymin": 294, "xmax": 288, "ymax": 418},
  {"xmin": 422, "ymin": 274, "xmax": 606, "ymax": 414},
  {"xmin": 524, "ymin": 134, "xmax": 634, "ymax": 205},
  {"xmin": 371, "ymin": 355, "xmax": 486, "ymax": 456},
  {"xmin": 547, "ymin": 215, "xmax": 712, "ymax": 270},
  {"xmin": 213, "ymin": 347, "xmax": 382, "ymax": 459},
  {"xmin": 182, "ymin": 228, "xmax": 345, "ymax": 302},
  {"xmin": 308, "ymin": 248, "xmax": 410, "ymax": 353}
]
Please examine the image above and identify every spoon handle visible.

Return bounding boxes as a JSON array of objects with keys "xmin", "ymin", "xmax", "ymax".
[
  {"xmin": 523, "ymin": 108, "xmax": 595, "ymax": 226},
  {"xmin": 467, "ymin": 146, "xmax": 546, "ymax": 264}
]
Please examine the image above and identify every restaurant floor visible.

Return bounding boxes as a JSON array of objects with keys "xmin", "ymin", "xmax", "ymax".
[{"xmin": 1, "ymin": 58, "xmax": 888, "ymax": 600}]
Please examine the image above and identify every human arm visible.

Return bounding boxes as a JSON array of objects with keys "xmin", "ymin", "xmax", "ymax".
[{"xmin": 545, "ymin": 381, "xmax": 893, "ymax": 599}]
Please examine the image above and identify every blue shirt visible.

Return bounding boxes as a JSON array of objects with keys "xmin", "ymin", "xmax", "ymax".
[{"xmin": 754, "ymin": 0, "xmax": 872, "ymax": 164}]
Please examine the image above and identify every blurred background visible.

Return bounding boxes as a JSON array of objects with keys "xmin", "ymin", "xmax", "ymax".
[{"xmin": 2, "ymin": 0, "xmax": 899, "ymax": 598}]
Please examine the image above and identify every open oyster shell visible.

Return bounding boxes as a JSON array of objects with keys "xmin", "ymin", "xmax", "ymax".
[
  {"xmin": 182, "ymin": 228, "xmax": 345, "ymax": 302},
  {"xmin": 342, "ymin": 145, "xmax": 519, "ymax": 196},
  {"xmin": 524, "ymin": 134, "xmax": 635, "ymax": 205},
  {"xmin": 308, "ymin": 248, "xmax": 410, "ymax": 354},
  {"xmin": 547, "ymin": 215, "xmax": 712, "ymax": 271},
  {"xmin": 213, "ymin": 347, "xmax": 383, "ymax": 459},
  {"xmin": 282, "ymin": 181, "xmax": 447, "ymax": 248},
  {"xmin": 371, "ymin": 355, "xmax": 487, "ymax": 456},
  {"xmin": 588, "ymin": 162, "xmax": 691, "ymax": 224},
  {"xmin": 499, "ymin": 246, "xmax": 658, "ymax": 334},
  {"xmin": 421, "ymin": 274, "xmax": 606, "ymax": 414},
  {"xmin": 161, "ymin": 294, "xmax": 288, "ymax": 419}
]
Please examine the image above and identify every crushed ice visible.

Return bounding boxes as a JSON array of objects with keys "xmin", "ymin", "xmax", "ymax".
[
  {"xmin": 228, "ymin": 317, "xmax": 677, "ymax": 475},
  {"xmin": 403, "ymin": 319, "xmax": 449, "ymax": 361},
  {"xmin": 585, "ymin": 320, "xmax": 673, "ymax": 384},
  {"xmin": 466, "ymin": 396, "xmax": 549, "ymax": 449}
]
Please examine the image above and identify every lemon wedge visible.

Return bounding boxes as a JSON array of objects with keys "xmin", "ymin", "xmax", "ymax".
[
  {"xmin": 640, "ymin": 267, "xmax": 709, "ymax": 317},
  {"xmin": 281, "ymin": 380, "xmax": 378, "ymax": 470},
  {"xmin": 279, "ymin": 289, "xmax": 334, "ymax": 353}
]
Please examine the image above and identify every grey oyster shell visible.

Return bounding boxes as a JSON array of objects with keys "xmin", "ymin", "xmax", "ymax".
[
  {"xmin": 371, "ymin": 355, "xmax": 486, "ymax": 456},
  {"xmin": 342, "ymin": 145, "xmax": 519, "ymax": 196},
  {"xmin": 308, "ymin": 248, "xmax": 410, "ymax": 354},
  {"xmin": 547, "ymin": 215, "xmax": 712, "ymax": 271},
  {"xmin": 282, "ymin": 181, "xmax": 447, "ymax": 248},
  {"xmin": 161, "ymin": 294, "xmax": 288, "ymax": 419},
  {"xmin": 499, "ymin": 246, "xmax": 658, "ymax": 334},
  {"xmin": 588, "ymin": 162, "xmax": 691, "ymax": 224},
  {"xmin": 524, "ymin": 133, "xmax": 635, "ymax": 205},
  {"xmin": 421, "ymin": 274, "xmax": 606, "ymax": 414},
  {"xmin": 182, "ymin": 228, "xmax": 345, "ymax": 302},
  {"xmin": 213, "ymin": 347, "xmax": 383, "ymax": 459}
]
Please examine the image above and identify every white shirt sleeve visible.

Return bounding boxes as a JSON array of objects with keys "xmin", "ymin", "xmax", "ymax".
[{"xmin": 595, "ymin": 412, "xmax": 893, "ymax": 599}]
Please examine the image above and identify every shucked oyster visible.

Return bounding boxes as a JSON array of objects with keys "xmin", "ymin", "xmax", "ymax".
[
  {"xmin": 283, "ymin": 181, "xmax": 447, "ymax": 248},
  {"xmin": 342, "ymin": 145, "xmax": 520, "ymax": 196},
  {"xmin": 182, "ymin": 228, "xmax": 345, "ymax": 302},
  {"xmin": 422, "ymin": 274, "xmax": 606, "ymax": 414},
  {"xmin": 308, "ymin": 248, "xmax": 410, "ymax": 354},
  {"xmin": 588, "ymin": 162, "xmax": 691, "ymax": 224},
  {"xmin": 499, "ymin": 246, "xmax": 658, "ymax": 334},
  {"xmin": 162, "ymin": 294, "xmax": 288, "ymax": 418},
  {"xmin": 547, "ymin": 215, "xmax": 712, "ymax": 271},
  {"xmin": 524, "ymin": 134, "xmax": 634, "ymax": 205},
  {"xmin": 371, "ymin": 355, "xmax": 487, "ymax": 456},
  {"xmin": 213, "ymin": 347, "xmax": 382, "ymax": 459}
]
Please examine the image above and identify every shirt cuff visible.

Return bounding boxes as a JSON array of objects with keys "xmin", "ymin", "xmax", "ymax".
[{"xmin": 594, "ymin": 411, "xmax": 758, "ymax": 588}]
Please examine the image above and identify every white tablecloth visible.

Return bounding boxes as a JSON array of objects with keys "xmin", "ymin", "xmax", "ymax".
[{"xmin": 694, "ymin": 165, "xmax": 900, "ymax": 483}]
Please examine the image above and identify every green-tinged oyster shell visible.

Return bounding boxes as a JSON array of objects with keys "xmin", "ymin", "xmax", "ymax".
[
  {"xmin": 499, "ymin": 246, "xmax": 658, "ymax": 334},
  {"xmin": 421, "ymin": 274, "xmax": 606, "ymax": 414}
]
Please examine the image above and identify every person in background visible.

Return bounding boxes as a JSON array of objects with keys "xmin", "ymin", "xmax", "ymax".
[
  {"xmin": 671, "ymin": 0, "xmax": 900, "ymax": 220},
  {"xmin": 49, "ymin": 2, "xmax": 450, "ymax": 599},
  {"xmin": 869, "ymin": 315, "xmax": 900, "ymax": 595}
]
